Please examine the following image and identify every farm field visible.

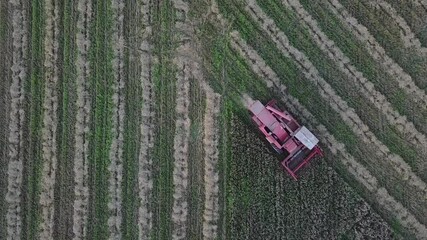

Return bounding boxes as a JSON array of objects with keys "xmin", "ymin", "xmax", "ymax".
[{"xmin": 0, "ymin": 0, "xmax": 426, "ymax": 239}]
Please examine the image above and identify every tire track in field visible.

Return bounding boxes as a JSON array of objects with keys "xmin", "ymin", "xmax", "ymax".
[
  {"xmin": 138, "ymin": 0, "xmax": 155, "ymax": 238},
  {"xmin": 107, "ymin": 0, "xmax": 125, "ymax": 238},
  {"xmin": 39, "ymin": 0, "xmax": 60, "ymax": 238},
  {"xmin": 72, "ymin": 0, "xmax": 92, "ymax": 239},
  {"xmin": 230, "ymin": 31, "xmax": 427, "ymax": 239},
  {"xmin": 201, "ymin": 84, "xmax": 221, "ymax": 240},
  {"xmin": 283, "ymin": 0, "xmax": 427, "ymax": 166},
  {"xmin": 6, "ymin": 0, "xmax": 28, "ymax": 239},
  {"xmin": 326, "ymin": 0, "xmax": 427, "ymax": 109},
  {"xmin": 245, "ymin": 0, "xmax": 427, "ymax": 200},
  {"xmin": 369, "ymin": 0, "xmax": 427, "ymax": 53}
]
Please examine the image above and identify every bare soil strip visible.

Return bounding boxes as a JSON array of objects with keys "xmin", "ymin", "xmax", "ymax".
[
  {"xmin": 171, "ymin": 53, "xmax": 191, "ymax": 240},
  {"xmin": 170, "ymin": 1, "xmax": 192, "ymax": 239},
  {"xmin": 230, "ymin": 31, "xmax": 427, "ymax": 239},
  {"xmin": 245, "ymin": 0, "xmax": 427, "ymax": 198},
  {"xmin": 201, "ymin": 84, "xmax": 221, "ymax": 240},
  {"xmin": 282, "ymin": 0, "xmax": 427, "ymax": 162},
  {"xmin": 107, "ymin": 0, "xmax": 125, "ymax": 239},
  {"xmin": 326, "ymin": 0, "xmax": 427, "ymax": 109},
  {"xmin": 72, "ymin": 0, "xmax": 92, "ymax": 239},
  {"xmin": 5, "ymin": 0, "xmax": 28, "ymax": 239},
  {"xmin": 39, "ymin": 0, "xmax": 60, "ymax": 239},
  {"xmin": 138, "ymin": 0, "xmax": 155, "ymax": 238},
  {"xmin": 370, "ymin": 0, "xmax": 427, "ymax": 53}
]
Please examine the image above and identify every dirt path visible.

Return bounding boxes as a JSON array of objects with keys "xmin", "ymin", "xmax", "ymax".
[
  {"xmin": 72, "ymin": 0, "xmax": 92, "ymax": 239},
  {"xmin": 283, "ymin": 0, "xmax": 427, "ymax": 166},
  {"xmin": 230, "ymin": 30, "xmax": 427, "ymax": 239},
  {"xmin": 5, "ymin": 0, "xmax": 29, "ymax": 239},
  {"xmin": 38, "ymin": 0, "xmax": 60, "ymax": 239},
  {"xmin": 138, "ymin": 0, "xmax": 155, "ymax": 238},
  {"xmin": 245, "ymin": 0, "xmax": 427, "ymax": 201},
  {"xmin": 326, "ymin": 0, "xmax": 427, "ymax": 109},
  {"xmin": 107, "ymin": 0, "xmax": 125, "ymax": 238}
]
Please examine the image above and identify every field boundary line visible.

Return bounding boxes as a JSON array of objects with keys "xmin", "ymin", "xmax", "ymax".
[
  {"xmin": 283, "ymin": 0, "xmax": 427, "ymax": 166},
  {"xmin": 6, "ymin": 0, "xmax": 29, "ymax": 239},
  {"xmin": 72, "ymin": 0, "xmax": 92, "ymax": 239},
  {"xmin": 39, "ymin": 0, "xmax": 60, "ymax": 238},
  {"xmin": 107, "ymin": 0, "xmax": 125, "ymax": 239},
  {"xmin": 245, "ymin": 0, "xmax": 427, "ymax": 204},
  {"xmin": 138, "ymin": 0, "xmax": 155, "ymax": 238},
  {"xmin": 230, "ymin": 30, "xmax": 427, "ymax": 239},
  {"xmin": 326, "ymin": 0, "xmax": 427, "ymax": 109},
  {"xmin": 370, "ymin": 0, "xmax": 427, "ymax": 53}
]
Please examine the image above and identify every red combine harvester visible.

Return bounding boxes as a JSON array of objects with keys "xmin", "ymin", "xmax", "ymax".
[{"xmin": 249, "ymin": 99, "xmax": 323, "ymax": 180}]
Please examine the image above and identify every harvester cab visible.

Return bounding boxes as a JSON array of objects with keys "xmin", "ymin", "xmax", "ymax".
[{"xmin": 248, "ymin": 99, "xmax": 323, "ymax": 180}]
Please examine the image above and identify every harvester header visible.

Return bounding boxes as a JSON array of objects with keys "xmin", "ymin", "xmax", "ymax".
[{"xmin": 248, "ymin": 99, "xmax": 323, "ymax": 180}]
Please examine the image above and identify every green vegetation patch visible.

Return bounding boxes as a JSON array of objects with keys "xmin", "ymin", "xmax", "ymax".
[{"xmin": 87, "ymin": 0, "xmax": 114, "ymax": 239}]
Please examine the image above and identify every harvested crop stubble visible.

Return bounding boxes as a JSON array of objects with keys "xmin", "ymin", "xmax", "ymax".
[
  {"xmin": 39, "ymin": 0, "xmax": 60, "ymax": 239},
  {"xmin": 201, "ymin": 84, "xmax": 221, "ymax": 240},
  {"xmin": 283, "ymin": 0, "xmax": 427, "ymax": 161},
  {"xmin": 6, "ymin": 0, "xmax": 28, "ymax": 239},
  {"xmin": 230, "ymin": 31, "xmax": 427, "ymax": 239},
  {"xmin": 138, "ymin": 0, "xmax": 155, "ymax": 238},
  {"xmin": 326, "ymin": 0, "xmax": 427, "ymax": 109},
  {"xmin": 107, "ymin": 0, "xmax": 125, "ymax": 239},
  {"xmin": 369, "ymin": 0, "xmax": 427, "ymax": 53},
  {"xmin": 171, "ymin": 53, "xmax": 191, "ymax": 240},
  {"xmin": 72, "ymin": 0, "xmax": 92, "ymax": 239},
  {"xmin": 245, "ymin": 0, "xmax": 427, "ymax": 197},
  {"xmin": 413, "ymin": 0, "xmax": 427, "ymax": 11},
  {"xmin": 171, "ymin": 1, "xmax": 192, "ymax": 239}
]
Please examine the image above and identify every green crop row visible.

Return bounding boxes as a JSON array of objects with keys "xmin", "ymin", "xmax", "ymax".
[
  {"xmin": 386, "ymin": 0, "xmax": 427, "ymax": 46},
  {"xmin": 299, "ymin": 0, "xmax": 427, "ymax": 131},
  {"xmin": 120, "ymin": 1, "xmax": 141, "ymax": 239},
  {"xmin": 260, "ymin": 0, "xmax": 427, "ymax": 195},
  {"xmin": 150, "ymin": 1, "xmax": 176, "ymax": 239},
  {"xmin": 55, "ymin": 0, "xmax": 77, "ymax": 238},
  {"xmin": 0, "ymin": 2, "xmax": 9, "ymax": 239},
  {"xmin": 187, "ymin": 79, "xmax": 207, "ymax": 239},
  {"xmin": 22, "ymin": 0, "xmax": 45, "ymax": 239},
  {"xmin": 298, "ymin": 0, "xmax": 427, "ymax": 179},
  {"xmin": 212, "ymin": 0, "xmax": 418, "ymax": 237},
  {"xmin": 339, "ymin": 0, "xmax": 427, "ymax": 90},
  {"xmin": 86, "ymin": 0, "xmax": 114, "ymax": 239}
]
